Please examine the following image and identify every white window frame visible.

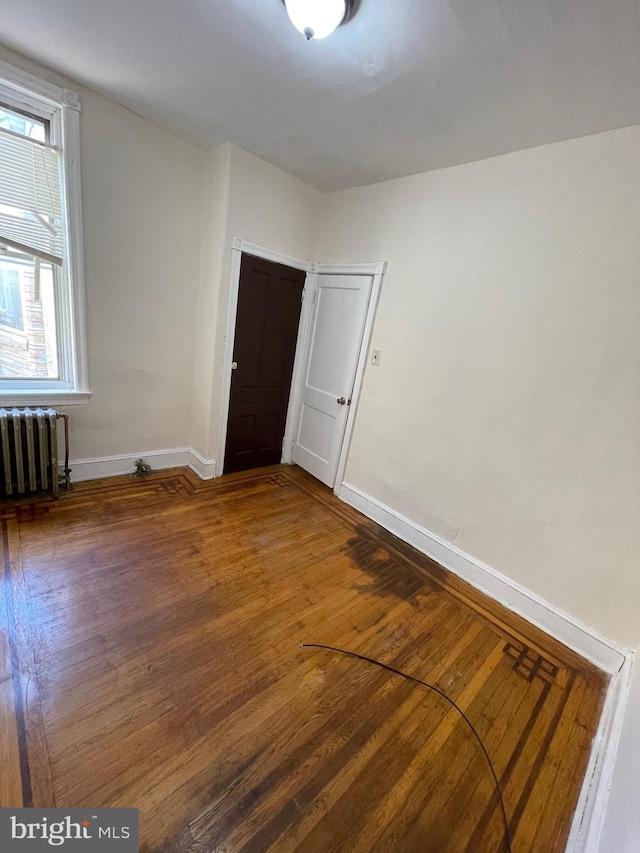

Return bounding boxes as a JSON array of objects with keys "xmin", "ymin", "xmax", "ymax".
[{"xmin": 0, "ymin": 59, "xmax": 90, "ymax": 405}]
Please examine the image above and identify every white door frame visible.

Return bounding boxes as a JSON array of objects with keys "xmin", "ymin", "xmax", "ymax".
[
  {"xmin": 287, "ymin": 261, "xmax": 385, "ymax": 495},
  {"xmin": 216, "ymin": 238, "xmax": 313, "ymax": 476},
  {"xmin": 217, "ymin": 239, "xmax": 385, "ymax": 492}
]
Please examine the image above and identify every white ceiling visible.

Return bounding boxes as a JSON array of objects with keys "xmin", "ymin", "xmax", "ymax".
[{"xmin": 0, "ymin": 0, "xmax": 638, "ymax": 191}]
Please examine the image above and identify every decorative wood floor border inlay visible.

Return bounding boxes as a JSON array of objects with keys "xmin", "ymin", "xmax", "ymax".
[
  {"xmin": 154, "ymin": 475, "xmax": 197, "ymax": 498},
  {"xmin": 504, "ymin": 641, "xmax": 559, "ymax": 685},
  {"xmin": 1, "ymin": 518, "xmax": 33, "ymax": 807},
  {"xmin": 0, "ymin": 464, "xmax": 607, "ymax": 852},
  {"xmin": 1, "ymin": 514, "xmax": 55, "ymax": 810}
]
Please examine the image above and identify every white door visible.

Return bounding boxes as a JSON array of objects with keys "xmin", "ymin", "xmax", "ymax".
[{"xmin": 292, "ymin": 273, "xmax": 373, "ymax": 486}]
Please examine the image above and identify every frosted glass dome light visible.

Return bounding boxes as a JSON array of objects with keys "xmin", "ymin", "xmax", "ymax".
[{"xmin": 284, "ymin": 0, "xmax": 351, "ymax": 40}]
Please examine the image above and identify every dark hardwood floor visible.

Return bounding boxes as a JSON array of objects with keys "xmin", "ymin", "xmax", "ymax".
[{"xmin": 0, "ymin": 465, "xmax": 607, "ymax": 851}]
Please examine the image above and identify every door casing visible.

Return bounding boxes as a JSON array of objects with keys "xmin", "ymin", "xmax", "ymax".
[{"xmin": 217, "ymin": 238, "xmax": 384, "ymax": 493}]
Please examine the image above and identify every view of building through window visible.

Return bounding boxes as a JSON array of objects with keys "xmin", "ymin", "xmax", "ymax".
[
  {"xmin": 0, "ymin": 102, "xmax": 59, "ymax": 379},
  {"xmin": 0, "ymin": 102, "xmax": 48, "ymax": 141}
]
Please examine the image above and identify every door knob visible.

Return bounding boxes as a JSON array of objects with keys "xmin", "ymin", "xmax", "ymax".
[{"xmin": 337, "ymin": 397, "xmax": 346, "ymax": 405}]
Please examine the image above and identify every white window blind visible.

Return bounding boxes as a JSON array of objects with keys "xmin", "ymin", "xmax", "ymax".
[{"xmin": 0, "ymin": 125, "xmax": 63, "ymax": 267}]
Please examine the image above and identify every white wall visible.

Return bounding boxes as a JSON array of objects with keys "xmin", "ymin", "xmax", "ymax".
[
  {"xmin": 316, "ymin": 126, "xmax": 640, "ymax": 650},
  {"xmin": 225, "ymin": 145, "xmax": 322, "ymax": 260},
  {"xmin": 190, "ymin": 143, "xmax": 232, "ymax": 458},
  {"xmin": 0, "ymin": 45, "xmax": 208, "ymax": 460},
  {"xmin": 75, "ymin": 87, "xmax": 207, "ymax": 458},
  {"xmin": 192, "ymin": 144, "xmax": 322, "ymax": 463}
]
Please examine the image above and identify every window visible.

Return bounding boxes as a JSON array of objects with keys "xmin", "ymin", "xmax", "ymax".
[
  {"xmin": 0, "ymin": 60, "xmax": 89, "ymax": 404},
  {"xmin": 0, "ymin": 267, "xmax": 23, "ymax": 331}
]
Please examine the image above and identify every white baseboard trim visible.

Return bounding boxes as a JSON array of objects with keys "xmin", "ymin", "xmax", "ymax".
[
  {"xmin": 566, "ymin": 651, "xmax": 634, "ymax": 853},
  {"xmin": 338, "ymin": 480, "xmax": 632, "ymax": 853},
  {"xmin": 338, "ymin": 482, "xmax": 626, "ymax": 675},
  {"xmin": 68, "ymin": 447, "xmax": 217, "ymax": 482},
  {"xmin": 188, "ymin": 449, "xmax": 217, "ymax": 480}
]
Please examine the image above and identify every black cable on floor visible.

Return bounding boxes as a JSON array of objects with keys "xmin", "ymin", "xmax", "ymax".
[{"xmin": 299, "ymin": 642, "xmax": 513, "ymax": 853}]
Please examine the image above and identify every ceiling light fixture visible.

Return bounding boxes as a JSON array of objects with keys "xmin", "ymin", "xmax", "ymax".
[{"xmin": 283, "ymin": 0, "xmax": 355, "ymax": 40}]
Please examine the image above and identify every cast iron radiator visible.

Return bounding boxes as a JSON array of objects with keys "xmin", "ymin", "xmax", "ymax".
[{"xmin": 0, "ymin": 407, "xmax": 70, "ymax": 498}]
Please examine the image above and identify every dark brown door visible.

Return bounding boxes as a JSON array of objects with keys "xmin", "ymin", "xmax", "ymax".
[{"xmin": 223, "ymin": 255, "xmax": 306, "ymax": 474}]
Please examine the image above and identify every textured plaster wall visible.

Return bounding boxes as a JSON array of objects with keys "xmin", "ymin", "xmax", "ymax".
[
  {"xmin": 316, "ymin": 126, "xmax": 640, "ymax": 648},
  {"xmin": 196, "ymin": 145, "xmax": 322, "ymax": 463},
  {"xmin": 0, "ymin": 45, "xmax": 207, "ymax": 460}
]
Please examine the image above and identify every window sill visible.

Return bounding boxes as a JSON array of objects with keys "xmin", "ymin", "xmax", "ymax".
[{"xmin": 0, "ymin": 390, "xmax": 92, "ymax": 407}]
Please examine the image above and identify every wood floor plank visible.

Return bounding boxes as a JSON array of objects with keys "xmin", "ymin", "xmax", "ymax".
[
  {"xmin": 0, "ymin": 464, "xmax": 607, "ymax": 851},
  {"xmin": 0, "ymin": 627, "xmax": 22, "ymax": 807},
  {"xmin": 1, "ymin": 516, "xmax": 55, "ymax": 808},
  {"xmin": 523, "ymin": 675, "xmax": 598, "ymax": 852}
]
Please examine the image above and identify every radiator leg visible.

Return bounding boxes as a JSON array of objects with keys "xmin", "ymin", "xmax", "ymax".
[{"xmin": 59, "ymin": 413, "xmax": 71, "ymax": 491}]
